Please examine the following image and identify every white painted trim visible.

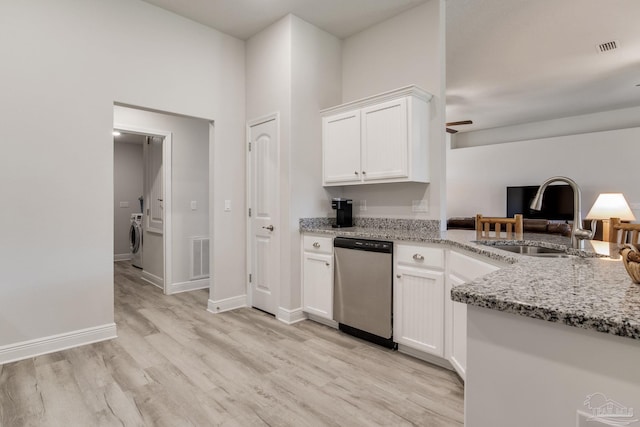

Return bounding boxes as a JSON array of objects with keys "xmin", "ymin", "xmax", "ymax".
[
  {"xmin": 114, "ymin": 253, "xmax": 132, "ymax": 262},
  {"xmin": 162, "ymin": 132, "xmax": 173, "ymax": 295},
  {"xmin": 141, "ymin": 270, "xmax": 163, "ymax": 289},
  {"xmin": 320, "ymin": 85, "xmax": 432, "ymax": 116},
  {"xmin": 207, "ymin": 295, "xmax": 247, "ymax": 313},
  {"xmin": 0, "ymin": 323, "xmax": 117, "ymax": 365},
  {"xmin": 397, "ymin": 344, "xmax": 455, "ymax": 373},
  {"xmin": 114, "ymin": 122, "xmax": 172, "ymax": 296},
  {"xmin": 276, "ymin": 307, "xmax": 306, "ymax": 325},
  {"xmin": 168, "ymin": 278, "xmax": 210, "ymax": 295},
  {"xmin": 306, "ymin": 313, "xmax": 338, "ymax": 329}
]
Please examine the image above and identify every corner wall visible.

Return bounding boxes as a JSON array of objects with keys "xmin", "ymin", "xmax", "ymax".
[
  {"xmin": 341, "ymin": 0, "xmax": 446, "ymax": 224},
  {"xmin": 0, "ymin": 0, "xmax": 244, "ymax": 360}
]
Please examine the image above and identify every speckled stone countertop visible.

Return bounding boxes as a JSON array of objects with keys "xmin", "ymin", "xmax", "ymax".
[{"xmin": 301, "ymin": 218, "xmax": 640, "ymax": 341}]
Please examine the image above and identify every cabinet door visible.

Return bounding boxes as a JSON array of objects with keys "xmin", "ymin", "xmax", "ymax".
[
  {"xmin": 361, "ymin": 98, "xmax": 408, "ymax": 182},
  {"xmin": 394, "ymin": 265, "xmax": 445, "ymax": 357},
  {"xmin": 448, "ymin": 274, "xmax": 468, "ymax": 380},
  {"xmin": 303, "ymin": 252, "xmax": 333, "ymax": 319},
  {"xmin": 323, "ymin": 110, "xmax": 361, "ymax": 185}
]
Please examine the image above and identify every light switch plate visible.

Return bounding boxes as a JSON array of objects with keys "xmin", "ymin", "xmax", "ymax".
[
  {"xmin": 119, "ymin": 201, "xmax": 129, "ymax": 208},
  {"xmin": 224, "ymin": 200, "xmax": 231, "ymax": 212},
  {"xmin": 191, "ymin": 201, "xmax": 197, "ymax": 210}
]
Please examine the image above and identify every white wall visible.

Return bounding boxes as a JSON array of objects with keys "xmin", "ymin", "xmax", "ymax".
[
  {"xmin": 246, "ymin": 15, "xmax": 342, "ymax": 314},
  {"xmin": 113, "ymin": 141, "xmax": 143, "ymax": 258},
  {"xmin": 0, "ymin": 0, "xmax": 244, "ymax": 353},
  {"xmin": 289, "ymin": 17, "xmax": 342, "ymax": 310},
  {"xmin": 447, "ymin": 126, "xmax": 640, "ymax": 219},
  {"xmin": 341, "ymin": 0, "xmax": 446, "ymax": 224},
  {"xmin": 466, "ymin": 306, "xmax": 640, "ymax": 427},
  {"xmin": 113, "ymin": 106, "xmax": 210, "ymax": 286}
]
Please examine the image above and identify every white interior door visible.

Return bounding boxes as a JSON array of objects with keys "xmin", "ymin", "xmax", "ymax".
[
  {"xmin": 248, "ymin": 116, "xmax": 279, "ymax": 315},
  {"xmin": 146, "ymin": 135, "xmax": 164, "ymax": 234}
]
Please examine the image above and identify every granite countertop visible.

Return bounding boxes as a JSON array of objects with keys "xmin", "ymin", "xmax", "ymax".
[{"xmin": 300, "ymin": 218, "xmax": 640, "ymax": 341}]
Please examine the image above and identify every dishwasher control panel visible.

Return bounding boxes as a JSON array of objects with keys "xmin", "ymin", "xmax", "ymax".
[{"xmin": 333, "ymin": 237, "xmax": 392, "ymax": 253}]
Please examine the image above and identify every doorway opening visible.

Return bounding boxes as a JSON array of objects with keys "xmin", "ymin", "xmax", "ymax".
[{"xmin": 113, "ymin": 104, "xmax": 212, "ymax": 297}]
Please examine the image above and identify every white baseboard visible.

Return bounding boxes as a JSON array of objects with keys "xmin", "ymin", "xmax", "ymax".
[
  {"xmin": 141, "ymin": 270, "xmax": 163, "ymax": 290},
  {"xmin": 207, "ymin": 294, "xmax": 247, "ymax": 313},
  {"xmin": 277, "ymin": 307, "xmax": 306, "ymax": 325},
  {"xmin": 168, "ymin": 278, "xmax": 209, "ymax": 295},
  {"xmin": 397, "ymin": 344, "xmax": 454, "ymax": 372},
  {"xmin": 0, "ymin": 323, "xmax": 117, "ymax": 365},
  {"xmin": 114, "ymin": 253, "xmax": 132, "ymax": 262},
  {"xmin": 306, "ymin": 313, "xmax": 338, "ymax": 329}
]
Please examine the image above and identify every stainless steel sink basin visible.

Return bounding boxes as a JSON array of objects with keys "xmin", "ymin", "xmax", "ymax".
[{"xmin": 482, "ymin": 244, "xmax": 572, "ymax": 258}]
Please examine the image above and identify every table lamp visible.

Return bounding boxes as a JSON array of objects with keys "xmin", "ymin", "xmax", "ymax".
[{"xmin": 586, "ymin": 193, "xmax": 636, "ymax": 241}]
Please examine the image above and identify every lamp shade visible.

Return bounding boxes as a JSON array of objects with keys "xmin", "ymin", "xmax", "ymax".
[{"xmin": 586, "ymin": 193, "xmax": 636, "ymax": 221}]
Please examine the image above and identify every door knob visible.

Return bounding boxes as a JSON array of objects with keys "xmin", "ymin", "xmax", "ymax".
[{"xmin": 262, "ymin": 225, "xmax": 274, "ymax": 231}]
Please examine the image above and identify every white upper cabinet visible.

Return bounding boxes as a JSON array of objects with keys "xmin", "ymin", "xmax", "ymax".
[
  {"xmin": 322, "ymin": 85, "xmax": 432, "ymax": 186},
  {"xmin": 322, "ymin": 110, "xmax": 361, "ymax": 184}
]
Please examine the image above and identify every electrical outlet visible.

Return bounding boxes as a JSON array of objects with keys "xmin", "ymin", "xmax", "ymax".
[
  {"xmin": 191, "ymin": 201, "xmax": 197, "ymax": 210},
  {"xmin": 360, "ymin": 200, "xmax": 367, "ymax": 212},
  {"xmin": 412, "ymin": 200, "xmax": 428, "ymax": 213}
]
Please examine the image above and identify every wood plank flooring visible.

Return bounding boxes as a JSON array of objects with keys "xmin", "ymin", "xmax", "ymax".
[{"xmin": 0, "ymin": 262, "xmax": 464, "ymax": 426}]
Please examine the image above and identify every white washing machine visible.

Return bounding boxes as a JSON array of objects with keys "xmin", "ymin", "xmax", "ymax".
[{"xmin": 130, "ymin": 213, "xmax": 143, "ymax": 269}]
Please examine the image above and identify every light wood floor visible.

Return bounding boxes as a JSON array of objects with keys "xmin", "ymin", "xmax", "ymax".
[{"xmin": 0, "ymin": 262, "xmax": 464, "ymax": 426}]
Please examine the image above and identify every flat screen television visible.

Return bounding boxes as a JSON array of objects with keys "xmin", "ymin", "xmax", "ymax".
[{"xmin": 506, "ymin": 185, "xmax": 573, "ymax": 221}]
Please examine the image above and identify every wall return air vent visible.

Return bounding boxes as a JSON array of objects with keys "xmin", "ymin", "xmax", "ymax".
[{"xmin": 597, "ymin": 40, "xmax": 619, "ymax": 53}]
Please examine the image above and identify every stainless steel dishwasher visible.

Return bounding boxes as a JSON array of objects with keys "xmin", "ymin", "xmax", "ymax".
[{"xmin": 333, "ymin": 237, "xmax": 395, "ymax": 348}]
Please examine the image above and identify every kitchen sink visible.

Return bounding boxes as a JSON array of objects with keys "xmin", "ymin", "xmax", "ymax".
[{"xmin": 481, "ymin": 244, "xmax": 572, "ymax": 258}]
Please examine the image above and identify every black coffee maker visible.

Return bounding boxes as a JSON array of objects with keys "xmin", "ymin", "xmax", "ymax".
[{"xmin": 331, "ymin": 198, "xmax": 353, "ymax": 228}]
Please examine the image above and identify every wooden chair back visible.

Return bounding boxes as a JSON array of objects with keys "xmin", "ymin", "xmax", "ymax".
[
  {"xmin": 609, "ymin": 218, "xmax": 640, "ymax": 245},
  {"xmin": 476, "ymin": 214, "xmax": 524, "ymax": 239}
]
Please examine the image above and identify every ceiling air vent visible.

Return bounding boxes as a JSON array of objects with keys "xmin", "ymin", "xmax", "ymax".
[{"xmin": 597, "ymin": 40, "xmax": 619, "ymax": 53}]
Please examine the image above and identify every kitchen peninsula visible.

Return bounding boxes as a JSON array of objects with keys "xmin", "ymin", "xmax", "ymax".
[{"xmin": 301, "ymin": 218, "xmax": 640, "ymax": 427}]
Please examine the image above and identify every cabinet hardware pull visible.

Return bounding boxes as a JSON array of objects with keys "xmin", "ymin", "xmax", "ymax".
[
  {"xmin": 413, "ymin": 253, "xmax": 424, "ymax": 261},
  {"xmin": 396, "ymin": 274, "xmax": 401, "ymax": 279},
  {"xmin": 354, "ymin": 171, "xmax": 359, "ymax": 175},
  {"xmin": 362, "ymin": 171, "xmax": 366, "ymax": 175},
  {"xmin": 326, "ymin": 262, "xmax": 330, "ymax": 266},
  {"xmin": 262, "ymin": 225, "xmax": 274, "ymax": 231},
  {"xmin": 313, "ymin": 242, "xmax": 320, "ymax": 248}
]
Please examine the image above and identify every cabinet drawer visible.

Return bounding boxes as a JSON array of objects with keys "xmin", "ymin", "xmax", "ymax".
[
  {"xmin": 303, "ymin": 235, "xmax": 333, "ymax": 254},
  {"xmin": 396, "ymin": 244, "xmax": 444, "ymax": 269},
  {"xmin": 449, "ymin": 250, "xmax": 500, "ymax": 281}
]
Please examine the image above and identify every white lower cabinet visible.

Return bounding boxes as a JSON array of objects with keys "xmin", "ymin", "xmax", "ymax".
[
  {"xmin": 302, "ymin": 235, "xmax": 334, "ymax": 320},
  {"xmin": 446, "ymin": 250, "xmax": 501, "ymax": 380},
  {"xmin": 394, "ymin": 243, "xmax": 445, "ymax": 357}
]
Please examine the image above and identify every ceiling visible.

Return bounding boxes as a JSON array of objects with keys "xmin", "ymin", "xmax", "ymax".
[
  {"xmin": 140, "ymin": 0, "xmax": 640, "ymax": 134},
  {"xmin": 141, "ymin": 0, "xmax": 429, "ymax": 40},
  {"xmin": 446, "ymin": 0, "xmax": 640, "ymax": 132}
]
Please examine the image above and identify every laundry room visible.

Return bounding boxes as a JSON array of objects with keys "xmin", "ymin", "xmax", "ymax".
[
  {"xmin": 113, "ymin": 105, "xmax": 212, "ymax": 295},
  {"xmin": 113, "ymin": 131, "xmax": 145, "ymax": 268}
]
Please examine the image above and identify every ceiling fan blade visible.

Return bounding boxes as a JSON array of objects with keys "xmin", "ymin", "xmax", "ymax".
[
  {"xmin": 446, "ymin": 128, "xmax": 458, "ymax": 134},
  {"xmin": 446, "ymin": 120, "xmax": 473, "ymax": 126}
]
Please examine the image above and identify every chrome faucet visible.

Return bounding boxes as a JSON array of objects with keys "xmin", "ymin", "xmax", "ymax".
[{"xmin": 530, "ymin": 176, "xmax": 593, "ymax": 249}]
